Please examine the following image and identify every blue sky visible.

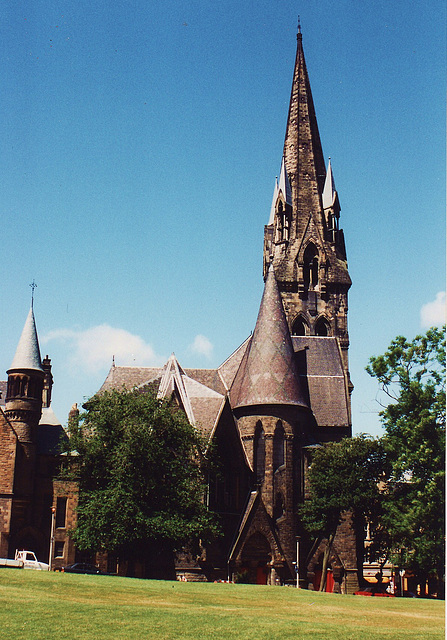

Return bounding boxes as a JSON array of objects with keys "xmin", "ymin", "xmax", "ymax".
[{"xmin": 1, "ymin": 1, "xmax": 445, "ymax": 436}]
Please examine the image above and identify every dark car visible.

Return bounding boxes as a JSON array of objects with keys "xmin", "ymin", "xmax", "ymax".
[
  {"xmin": 62, "ymin": 563, "xmax": 104, "ymax": 575},
  {"xmin": 354, "ymin": 586, "xmax": 395, "ymax": 597}
]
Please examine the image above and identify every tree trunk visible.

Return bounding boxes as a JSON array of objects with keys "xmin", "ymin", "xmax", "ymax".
[{"xmin": 319, "ymin": 531, "xmax": 335, "ymax": 592}]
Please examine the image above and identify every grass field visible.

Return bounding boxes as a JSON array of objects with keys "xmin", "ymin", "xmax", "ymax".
[{"xmin": 0, "ymin": 570, "xmax": 443, "ymax": 640}]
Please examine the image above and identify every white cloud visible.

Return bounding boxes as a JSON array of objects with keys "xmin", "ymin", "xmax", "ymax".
[
  {"xmin": 43, "ymin": 324, "xmax": 164, "ymax": 374},
  {"xmin": 420, "ymin": 291, "xmax": 446, "ymax": 328},
  {"xmin": 189, "ymin": 334, "xmax": 213, "ymax": 359}
]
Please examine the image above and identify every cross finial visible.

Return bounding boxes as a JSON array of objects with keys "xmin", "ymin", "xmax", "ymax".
[{"xmin": 29, "ymin": 280, "xmax": 37, "ymax": 308}]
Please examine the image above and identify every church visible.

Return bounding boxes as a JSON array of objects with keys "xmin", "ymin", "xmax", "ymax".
[{"xmin": 0, "ymin": 28, "xmax": 359, "ymax": 591}]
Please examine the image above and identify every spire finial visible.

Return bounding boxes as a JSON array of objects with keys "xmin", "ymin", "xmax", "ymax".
[
  {"xmin": 297, "ymin": 16, "xmax": 301, "ymax": 34},
  {"xmin": 29, "ymin": 280, "xmax": 37, "ymax": 308}
]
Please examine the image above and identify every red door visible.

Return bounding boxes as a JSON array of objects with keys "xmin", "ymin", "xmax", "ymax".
[{"xmin": 256, "ymin": 565, "xmax": 268, "ymax": 584}]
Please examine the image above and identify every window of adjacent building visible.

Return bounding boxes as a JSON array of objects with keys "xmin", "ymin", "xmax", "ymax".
[
  {"xmin": 55, "ymin": 497, "xmax": 67, "ymax": 529},
  {"xmin": 54, "ymin": 542, "xmax": 64, "ymax": 558}
]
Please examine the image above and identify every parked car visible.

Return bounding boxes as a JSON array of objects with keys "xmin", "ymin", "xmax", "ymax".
[
  {"xmin": 0, "ymin": 550, "xmax": 49, "ymax": 571},
  {"xmin": 62, "ymin": 563, "xmax": 104, "ymax": 575},
  {"xmin": 354, "ymin": 586, "xmax": 395, "ymax": 597}
]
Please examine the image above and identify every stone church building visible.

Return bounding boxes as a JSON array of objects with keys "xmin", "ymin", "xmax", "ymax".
[{"xmin": 0, "ymin": 30, "xmax": 359, "ymax": 591}]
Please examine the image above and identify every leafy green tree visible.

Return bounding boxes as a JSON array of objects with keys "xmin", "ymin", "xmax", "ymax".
[
  {"xmin": 67, "ymin": 389, "xmax": 219, "ymax": 574},
  {"xmin": 367, "ymin": 326, "xmax": 445, "ymax": 593},
  {"xmin": 301, "ymin": 435, "xmax": 386, "ymax": 591}
]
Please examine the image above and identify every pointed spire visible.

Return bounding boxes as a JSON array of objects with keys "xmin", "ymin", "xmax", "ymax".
[
  {"xmin": 231, "ymin": 264, "xmax": 308, "ymax": 409},
  {"xmin": 278, "ymin": 156, "xmax": 292, "ymax": 206},
  {"xmin": 283, "ymin": 28, "xmax": 326, "ymax": 212},
  {"xmin": 268, "ymin": 177, "xmax": 279, "ymax": 225},
  {"xmin": 322, "ymin": 158, "xmax": 336, "ymax": 209},
  {"xmin": 8, "ymin": 307, "xmax": 43, "ymax": 373}
]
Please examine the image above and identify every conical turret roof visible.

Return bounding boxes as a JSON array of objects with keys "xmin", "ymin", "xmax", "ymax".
[
  {"xmin": 8, "ymin": 307, "xmax": 43, "ymax": 373},
  {"xmin": 231, "ymin": 265, "xmax": 308, "ymax": 409}
]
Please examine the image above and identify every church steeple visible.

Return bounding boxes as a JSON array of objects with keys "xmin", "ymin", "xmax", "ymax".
[
  {"xmin": 282, "ymin": 27, "xmax": 326, "ymax": 223},
  {"xmin": 263, "ymin": 28, "xmax": 351, "ymax": 375}
]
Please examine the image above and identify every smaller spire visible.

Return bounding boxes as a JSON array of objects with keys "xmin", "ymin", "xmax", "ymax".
[
  {"xmin": 278, "ymin": 156, "xmax": 292, "ymax": 206},
  {"xmin": 268, "ymin": 177, "xmax": 279, "ymax": 225},
  {"xmin": 322, "ymin": 157, "xmax": 336, "ymax": 209},
  {"xmin": 8, "ymin": 307, "xmax": 43, "ymax": 372}
]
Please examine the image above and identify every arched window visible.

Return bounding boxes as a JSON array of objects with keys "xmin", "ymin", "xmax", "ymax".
[
  {"xmin": 291, "ymin": 316, "xmax": 308, "ymax": 336},
  {"xmin": 254, "ymin": 423, "xmax": 265, "ymax": 484},
  {"xmin": 273, "ymin": 423, "xmax": 285, "ymax": 471},
  {"xmin": 303, "ymin": 243, "xmax": 319, "ymax": 290},
  {"xmin": 315, "ymin": 318, "xmax": 330, "ymax": 336},
  {"xmin": 275, "ymin": 202, "xmax": 284, "ymax": 243},
  {"xmin": 273, "ymin": 493, "xmax": 284, "ymax": 521}
]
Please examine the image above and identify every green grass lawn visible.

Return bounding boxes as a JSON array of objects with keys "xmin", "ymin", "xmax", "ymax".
[{"xmin": 0, "ymin": 570, "xmax": 443, "ymax": 640}]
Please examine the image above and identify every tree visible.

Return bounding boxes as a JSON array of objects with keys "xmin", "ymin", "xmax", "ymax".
[
  {"xmin": 367, "ymin": 326, "xmax": 445, "ymax": 594},
  {"xmin": 301, "ymin": 435, "xmax": 386, "ymax": 591},
  {"xmin": 67, "ymin": 388, "xmax": 219, "ymax": 575}
]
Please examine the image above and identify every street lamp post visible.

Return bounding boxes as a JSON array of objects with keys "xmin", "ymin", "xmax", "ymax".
[
  {"xmin": 48, "ymin": 506, "xmax": 56, "ymax": 571},
  {"xmin": 296, "ymin": 537, "xmax": 301, "ymax": 588}
]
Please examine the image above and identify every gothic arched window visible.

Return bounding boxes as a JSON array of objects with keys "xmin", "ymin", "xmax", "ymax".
[
  {"xmin": 292, "ymin": 316, "xmax": 308, "ymax": 336},
  {"xmin": 315, "ymin": 317, "xmax": 330, "ymax": 336},
  {"xmin": 273, "ymin": 492, "xmax": 284, "ymax": 522},
  {"xmin": 273, "ymin": 423, "xmax": 285, "ymax": 471},
  {"xmin": 254, "ymin": 423, "xmax": 265, "ymax": 484},
  {"xmin": 303, "ymin": 243, "xmax": 319, "ymax": 290}
]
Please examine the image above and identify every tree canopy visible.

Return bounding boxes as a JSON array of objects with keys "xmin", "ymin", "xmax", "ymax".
[
  {"xmin": 367, "ymin": 326, "xmax": 445, "ymax": 588},
  {"xmin": 67, "ymin": 388, "xmax": 219, "ymax": 565},
  {"xmin": 301, "ymin": 435, "xmax": 386, "ymax": 590}
]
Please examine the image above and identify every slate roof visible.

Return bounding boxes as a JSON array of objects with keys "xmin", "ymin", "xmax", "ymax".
[
  {"xmin": 100, "ymin": 359, "xmax": 225, "ymax": 438},
  {"xmin": 292, "ymin": 336, "xmax": 350, "ymax": 427},
  {"xmin": 230, "ymin": 265, "xmax": 308, "ymax": 409},
  {"xmin": 97, "ymin": 285, "xmax": 349, "ymax": 433},
  {"xmin": 97, "ymin": 332, "xmax": 350, "ymax": 433},
  {"xmin": 9, "ymin": 307, "xmax": 43, "ymax": 373},
  {"xmin": 99, "ymin": 365, "xmax": 164, "ymax": 393}
]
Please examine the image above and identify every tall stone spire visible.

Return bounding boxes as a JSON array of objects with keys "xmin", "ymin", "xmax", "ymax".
[
  {"xmin": 263, "ymin": 28, "xmax": 352, "ymax": 376},
  {"xmin": 231, "ymin": 264, "xmax": 308, "ymax": 410},
  {"xmin": 282, "ymin": 28, "xmax": 327, "ymax": 231}
]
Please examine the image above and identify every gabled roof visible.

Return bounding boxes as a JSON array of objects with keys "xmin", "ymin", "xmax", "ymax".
[
  {"xmin": 99, "ymin": 357, "xmax": 225, "ymax": 438},
  {"xmin": 230, "ymin": 265, "xmax": 308, "ymax": 409},
  {"xmin": 8, "ymin": 307, "xmax": 43, "ymax": 373},
  {"xmin": 292, "ymin": 336, "xmax": 350, "ymax": 428}
]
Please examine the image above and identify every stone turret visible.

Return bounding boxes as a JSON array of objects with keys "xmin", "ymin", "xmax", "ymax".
[
  {"xmin": 231, "ymin": 265, "xmax": 309, "ymax": 574},
  {"xmin": 5, "ymin": 306, "xmax": 44, "ymax": 495}
]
